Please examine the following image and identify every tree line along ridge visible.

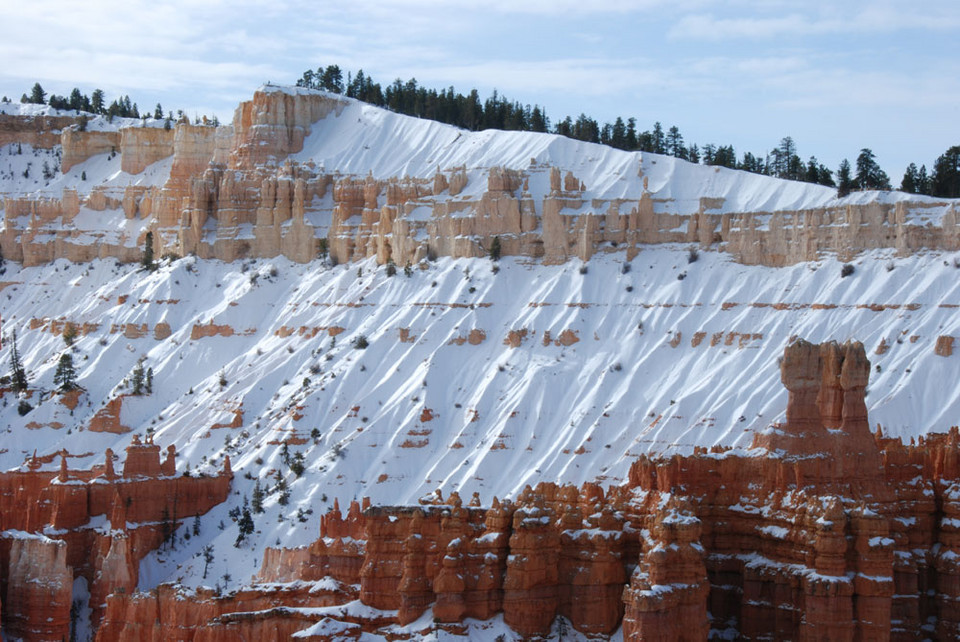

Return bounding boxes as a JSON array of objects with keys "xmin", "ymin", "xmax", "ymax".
[{"xmin": 296, "ymin": 63, "xmax": 960, "ymax": 199}]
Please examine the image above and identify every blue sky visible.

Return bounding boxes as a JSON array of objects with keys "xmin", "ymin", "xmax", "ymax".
[{"xmin": 3, "ymin": 0, "xmax": 958, "ymax": 181}]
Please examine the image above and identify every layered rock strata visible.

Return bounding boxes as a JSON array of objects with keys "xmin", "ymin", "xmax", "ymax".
[
  {"xmin": 0, "ymin": 438, "xmax": 231, "ymax": 636},
  {"xmin": 3, "ymin": 88, "xmax": 959, "ymax": 269}
]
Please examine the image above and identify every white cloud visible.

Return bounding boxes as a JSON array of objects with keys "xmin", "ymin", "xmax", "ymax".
[{"xmin": 669, "ymin": 4, "xmax": 960, "ymax": 40}]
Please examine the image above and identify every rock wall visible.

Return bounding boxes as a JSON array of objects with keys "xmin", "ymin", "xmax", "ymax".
[
  {"xmin": 61, "ymin": 128, "xmax": 120, "ymax": 173},
  {"xmin": 3, "ymin": 89, "xmax": 959, "ymax": 270},
  {"xmin": 91, "ymin": 339, "xmax": 960, "ymax": 640},
  {"xmin": 0, "ymin": 113, "xmax": 78, "ymax": 149},
  {"xmin": 120, "ymin": 126, "xmax": 175, "ymax": 175},
  {"xmin": 0, "ymin": 440, "xmax": 232, "ymax": 635},
  {"xmin": 1, "ymin": 532, "xmax": 73, "ymax": 640}
]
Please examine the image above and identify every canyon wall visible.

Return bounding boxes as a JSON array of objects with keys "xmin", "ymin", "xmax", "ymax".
[
  {"xmin": 2, "ymin": 89, "xmax": 958, "ymax": 269},
  {"xmin": 91, "ymin": 340, "xmax": 960, "ymax": 640},
  {"xmin": 0, "ymin": 437, "xmax": 232, "ymax": 637}
]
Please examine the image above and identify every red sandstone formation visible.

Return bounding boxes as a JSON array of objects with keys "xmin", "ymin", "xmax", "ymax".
[
  {"xmin": 2, "ymin": 532, "xmax": 73, "ymax": 640},
  {"xmin": 0, "ymin": 440, "xmax": 231, "ymax": 637},
  {"xmin": 15, "ymin": 338, "xmax": 960, "ymax": 640}
]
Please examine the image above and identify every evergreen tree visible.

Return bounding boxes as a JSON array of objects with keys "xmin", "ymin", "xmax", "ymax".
[
  {"xmin": 53, "ymin": 353, "xmax": 77, "ymax": 392},
  {"xmin": 29, "ymin": 82, "xmax": 46, "ymax": 105},
  {"xmin": 131, "ymin": 359, "xmax": 145, "ymax": 395},
  {"xmin": 274, "ymin": 470, "xmax": 289, "ymax": 505},
  {"xmin": 154, "ymin": 103, "xmax": 163, "ymax": 119},
  {"xmin": 712, "ymin": 145, "xmax": 737, "ymax": 169},
  {"xmin": 320, "ymin": 65, "xmax": 344, "ymax": 93},
  {"xmin": 666, "ymin": 126, "xmax": 686, "ymax": 158},
  {"xmin": 917, "ymin": 164, "xmax": 931, "ymax": 195},
  {"xmin": 625, "ymin": 117, "xmax": 638, "ymax": 150},
  {"xmin": 901, "ymin": 162, "xmax": 921, "ymax": 193},
  {"xmin": 854, "ymin": 148, "xmax": 891, "ymax": 190},
  {"xmin": 9, "ymin": 329, "xmax": 27, "ymax": 393},
  {"xmin": 234, "ymin": 505, "xmax": 254, "ymax": 547},
  {"xmin": 931, "ymin": 146, "xmax": 960, "ymax": 198},
  {"xmin": 652, "ymin": 122, "xmax": 666, "ymax": 154},
  {"xmin": 489, "ymin": 236, "xmax": 501, "ymax": 261},
  {"xmin": 141, "ymin": 230, "xmax": 156, "ymax": 270},
  {"xmin": 251, "ymin": 478, "xmax": 264, "ymax": 513},
  {"xmin": 770, "ymin": 136, "xmax": 801, "ymax": 179},
  {"xmin": 146, "ymin": 367, "xmax": 153, "ymax": 394},
  {"xmin": 610, "ymin": 117, "xmax": 627, "ymax": 150},
  {"xmin": 91, "ymin": 89, "xmax": 105, "ymax": 114},
  {"xmin": 702, "ymin": 144, "xmax": 716, "ymax": 165},
  {"xmin": 68, "ymin": 88, "xmax": 85, "ymax": 112},
  {"xmin": 837, "ymin": 159, "xmax": 854, "ymax": 197},
  {"xmin": 290, "ymin": 451, "xmax": 305, "ymax": 478},
  {"xmin": 816, "ymin": 163, "xmax": 835, "ymax": 187},
  {"xmin": 530, "ymin": 105, "xmax": 548, "ymax": 133},
  {"xmin": 201, "ymin": 544, "xmax": 214, "ymax": 579}
]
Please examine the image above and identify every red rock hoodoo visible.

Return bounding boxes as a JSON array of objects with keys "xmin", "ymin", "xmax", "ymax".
[
  {"xmin": 0, "ymin": 440, "xmax": 231, "ymax": 636},
  {"xmin": 9, "ymin": 339, "xmax": 960, "ymax": 639}
]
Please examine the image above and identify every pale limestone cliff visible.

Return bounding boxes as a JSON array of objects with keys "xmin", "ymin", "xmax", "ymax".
[{"xmin": 3, "ymin": 87, "xmax": 958, "ymax": 270}]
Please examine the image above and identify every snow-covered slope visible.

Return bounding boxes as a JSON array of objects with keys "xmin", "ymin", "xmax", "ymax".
[
  {"xmin": 285, "ymin": 86, "xmax": 932, "ymax": 215},
  {"xmin": 0, "ymin": 246, "xmax": 958, "ymax": 588},
  {"xmin": 0, "ymin": 88, "xmax": 958, "ymax": 593}
]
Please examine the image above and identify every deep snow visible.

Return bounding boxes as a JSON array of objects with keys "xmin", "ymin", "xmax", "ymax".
[{"xmin": 0, "ymin": 89, "xmax": 958, "ymax": 605}]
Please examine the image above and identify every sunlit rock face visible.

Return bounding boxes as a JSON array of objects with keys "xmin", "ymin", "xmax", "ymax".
[{"xmin": 3, "ymin": 86, "xmax": 958, "ymax": 270}]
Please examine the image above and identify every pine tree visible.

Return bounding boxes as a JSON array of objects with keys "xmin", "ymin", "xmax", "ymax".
[
  {"xmin": 68, "ymin": 88, "xmax": 84, "ymax": 112},
  {"xmin": 201, "ymin": 544, "xmax": 214, "ymax": 579},
  {"xmin": 234, "ymin": 505, "xmax": 254, "ymax": 547},
  {"xmin": 146, "ymin": 367, "xmax": 153, "ymax": 394},
  {"xmin": 154, "ymin": 103, "xmax": 163, "ymax": 120},
  {"xmin": 626, "ymin": 117, "xmax": 638, "ymax": 150},
  {"xmin": 131, "ymin": 360, "xmax": 145, "ymax": 395},
  {"xmin": 855, "ymin": 148, "xmax": 891, "ymax": 190},
  {"xmin": 489, "ymin": 236, "xmax": 501, "ymax": 261},
  {"xmin": 91, "ymin": 89, "xmax": 105, "ymax": 114},
  {"xmin": 666, "ymin": 126, "xmax": 686, "ymax": 158},
  {"xmin": 837, "ymin": 159, "xmax": 854, "ymax": 197},
  {"xmin": 900, "ymin": 162, "xmax": 920, "ymax": 193},
  {"xmin": 29, "ymin": 82, "xmax": 46, "ymax": 105},
  {"xmin": 610, "ymin": 117, "xmax": 627, "ymax": 150},
  {"xmin": 652, "ymin": 122, "xmax": 666, "ymax": 154},
  {"xmin": 141, "ymin": 230, "xmax": 156, "ymax": 271},
  {"xmin": 917, "ymin": 165, "xmax": 931, "ymax": 195},
  {"xmin": 931, "ymin": 146, "xmax": 960, "ymax": 198},
  {"xmin": 290, "ymin": 451, "xmax": 305, "ymax": 478},
  {"xmin": 9, "ymin": 329, "xmax": 27, "ymax": 392},
  {"xmin": 251, "ymin": 478, "xmax": 264, "ymax": 513},
  {"xmin": 53, "ymin": 353, "xmax": 77, "ymax": 392},
  {"xmin": 274, "ymin": 470, "xmax": 289, "ymax": 506}
]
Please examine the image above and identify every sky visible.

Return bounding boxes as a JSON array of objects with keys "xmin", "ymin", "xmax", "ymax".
[{"xmin": 2, "ymin": 0, "xmax": 958, "ymax": 182}]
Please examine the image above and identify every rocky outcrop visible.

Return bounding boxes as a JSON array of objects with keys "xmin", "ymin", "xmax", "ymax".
[
  {"xmin": 622, "ymin": 500, "xmax": 709, "ymax": 641},
  {"xmin": 0, "ymin": 441, "xmax": 231, "ymax": 635},
  {"xmin": 120, "ymin": 126, "xmax": 175, "ymax": 175},
  {"xmin": 2, "ymin": 532, "xmax": 73, "ymax": 640},
  {"xmin": 87, "ymin": 339, "xmax": 960, "ymax": 640},
  {"xmin": 3, "ymin": 88, "xmax": 959, "ymax": 271},
  {"xmin": 61, "ymin": 128, "xmax": 120, "ymax": 173},
  {"xmin": 0, "ymin": 113, "xmax": 78, "ymax": 149}
]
